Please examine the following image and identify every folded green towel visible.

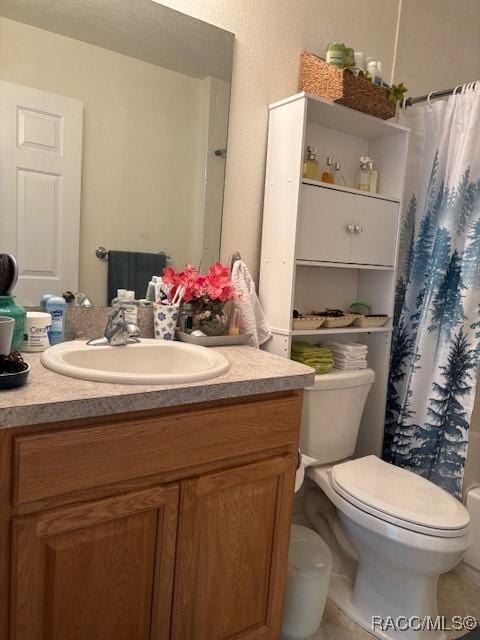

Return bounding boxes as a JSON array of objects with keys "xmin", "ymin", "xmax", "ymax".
[{"xmin": 291, "ymin": 341, "xmax": 334, "ymax": 374}]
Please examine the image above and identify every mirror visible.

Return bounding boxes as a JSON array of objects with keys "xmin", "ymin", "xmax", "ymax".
[{"xmin": 0, "ymin": 0, "xmax": 233, "ymax": 305}]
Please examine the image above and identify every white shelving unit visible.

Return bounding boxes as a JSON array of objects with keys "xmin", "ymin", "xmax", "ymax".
[
  {"xmin": 301, "ymin": 179, "xmax": 400, "ymax": 204},
  {"xmin": 259, "ymin": 92, "xmax": 409, "ymax": 457},
  {"xmin": 276, "ymin": 326, "xmax": 392, "ymax": 337}
]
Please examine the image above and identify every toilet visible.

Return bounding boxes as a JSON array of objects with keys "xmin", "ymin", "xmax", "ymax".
[{"xmin": 301, "ymin": 370, "xmax": 471, "ymax": 640}]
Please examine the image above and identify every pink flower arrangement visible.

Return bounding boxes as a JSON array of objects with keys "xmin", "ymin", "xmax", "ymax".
[{"xmin": 163, "ymin": 262, "xmax": 236, "ymax": 303}]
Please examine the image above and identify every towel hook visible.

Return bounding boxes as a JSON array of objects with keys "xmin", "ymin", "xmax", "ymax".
[{"xmin": 230, "ymin": 251, "xmax": 242, "ymax": 271}]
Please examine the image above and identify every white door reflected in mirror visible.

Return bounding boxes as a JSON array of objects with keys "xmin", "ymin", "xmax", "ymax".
[{"xmin": 0, "ymin": 1, "xmax": 233, "ymax": 306}]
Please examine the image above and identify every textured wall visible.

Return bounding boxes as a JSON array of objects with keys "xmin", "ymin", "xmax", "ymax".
[
  {"xmin": 156, "ymin": 0, "xmax": 399, "ymax": 278},
  {"xmin": 394, "ymin": 0, "xmax": 480, "ymax": 97},
  {"xmin": 156, "ymin": 0, "xmax": 480, "ymax": 279}
]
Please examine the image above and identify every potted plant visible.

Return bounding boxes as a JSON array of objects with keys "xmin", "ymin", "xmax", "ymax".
[{"xmin": 163, "ymin": 262, "xmax": 236, "ymax": 336}]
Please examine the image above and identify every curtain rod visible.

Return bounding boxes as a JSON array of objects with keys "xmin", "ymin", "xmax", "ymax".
[{"xmin": 406, "ymin": 82, "xmax": 478, "ymax": 107}]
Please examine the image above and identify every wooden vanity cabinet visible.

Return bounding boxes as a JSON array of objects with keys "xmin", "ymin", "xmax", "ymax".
[
  {"xmin": 1, "ymin": 391, "xmax": 302, "ymax": 640},
  {"xmin": 172, "ymin": 456, "xmax": 294, "ymax": 640},
  {"xmin": 11, "ymin": 486, "xmax": 179, "ymax": 640}
]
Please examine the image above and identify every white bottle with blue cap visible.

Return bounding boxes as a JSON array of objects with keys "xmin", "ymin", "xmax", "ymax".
[{"xmin": 45, "ymin": 296, "xmax": 66, "ymax": 345}]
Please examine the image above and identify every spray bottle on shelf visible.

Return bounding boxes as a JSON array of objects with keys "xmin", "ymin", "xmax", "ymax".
[
  {"xmin": 356, "ymin": 157, "xmax": 371, "ymax": 191},
  {"xmin": 303, "ymin": 146, "xmax": 318, "ymax": 180},
  {"xmin": 321, "ymin": 156, "xmax": 334, "ymax": 184}
]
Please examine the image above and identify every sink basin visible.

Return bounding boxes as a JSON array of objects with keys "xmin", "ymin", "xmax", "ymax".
[{"xmin": 41, "ymin": 339, "xmax": 230, "ymax": 385}]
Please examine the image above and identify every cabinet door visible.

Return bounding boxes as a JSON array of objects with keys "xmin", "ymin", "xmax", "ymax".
[
  {"xmin": 297, "ymin": 184, "xmax": 353, "ymax": 262},
  {"xmin": 350, "ymin": 197, "xmax": 399, "ymax": 266},
  {"xmin": 11, "ymin": 485, "xmax": 179, "ymax": 640},
  {"xmin": 172, "ymin": 455, "xmax": 296, "ymax": 640}
]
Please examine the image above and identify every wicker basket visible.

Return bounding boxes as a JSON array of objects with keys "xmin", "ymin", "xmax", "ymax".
[
  {"xmin": 292, "ymin": 316, "xmax": 326, "ymax": 330},
  {"xmin": 312, "ymin": 313, "xmax": 357, "ymax": 328},
  {"xmin": 352, "ymin": 315, "xmax": 391, "ymax": 328},
  {"xmin": 299, "ymin": 51, "xmax": 396, "ymax": 120}
]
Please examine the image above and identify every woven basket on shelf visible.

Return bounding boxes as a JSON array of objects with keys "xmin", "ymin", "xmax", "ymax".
[{"xmin": 298, "ymin": 51, "xmax": 396, "ymax": 120}]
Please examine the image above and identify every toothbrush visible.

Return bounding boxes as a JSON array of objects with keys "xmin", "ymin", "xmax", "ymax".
[{"xmin": 171, "ymin": 285, "xmax": 185, "ymax": 306}]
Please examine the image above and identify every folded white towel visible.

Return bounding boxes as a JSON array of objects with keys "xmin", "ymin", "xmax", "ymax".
[
  {"xmin": 329, "ymin": 347, "xmax": 367, "ymax": 355},
  {"xmin": 333, "ymin": 359, "xmax": 368, "ymax": 367},
  {"xmin": 335, "ymin": 362, "xmax": 368, "ymax": 370},
  {"xmin": 333, "ymin": 354, "xmax": 367, "ymax": 361},
  {"xmin": 331, "ymin": 352, "xmax": 366, "ymax": 360},
  {"xmin": 341, "ymin": 341, "xmax": 368, "ymax": 349},
  {"xmin": 231, "ymin": 260, "xmax": 271, "ymax": 349},
  {"xmin": 325, "ymin": 340, "xmax": 368, "ymax": 351},
  {"xmin": 329, "ymin": 350, "xmax": 367, "ymax": 359}
]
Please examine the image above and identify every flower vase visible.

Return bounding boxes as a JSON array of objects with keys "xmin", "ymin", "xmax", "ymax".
[{"xmin": 191, "ymin": 298, "xmax": 228, "ymax": 336}]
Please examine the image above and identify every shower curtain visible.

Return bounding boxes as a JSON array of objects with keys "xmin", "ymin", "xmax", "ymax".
[{"xmin": 384, "ymin": 85, "xmax": 480, "ymax": 498}]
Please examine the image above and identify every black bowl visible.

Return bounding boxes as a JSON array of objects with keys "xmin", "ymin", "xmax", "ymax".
[{"xmin": 0, "ymin": 363, "xmax": 30, "ymax": 390}]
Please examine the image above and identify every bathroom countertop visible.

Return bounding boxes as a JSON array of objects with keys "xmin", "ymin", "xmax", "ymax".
[{"xmin": 0, "ymin": 346, "xmax": 315, "ymax": 429}]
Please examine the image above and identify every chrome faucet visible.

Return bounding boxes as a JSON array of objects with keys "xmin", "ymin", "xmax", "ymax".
[{"xmin": 104, "ymin": 307, "xmax": 140, "ymax": 346}]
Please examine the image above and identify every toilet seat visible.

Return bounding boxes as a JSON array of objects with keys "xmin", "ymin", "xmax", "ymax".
[{"xmin": 329, "ymin": 456, "xmax": 470, "ymax": 538}]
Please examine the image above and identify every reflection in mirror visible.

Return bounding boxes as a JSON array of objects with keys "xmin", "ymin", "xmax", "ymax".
[{"xmin": 0, "ymin": 0, "xmax": 233, "ymax": 305}]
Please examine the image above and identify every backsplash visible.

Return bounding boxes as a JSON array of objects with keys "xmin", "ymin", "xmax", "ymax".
[{"xmin": 64, "ymin": 307, "xmax": 154, "ymax": 341}]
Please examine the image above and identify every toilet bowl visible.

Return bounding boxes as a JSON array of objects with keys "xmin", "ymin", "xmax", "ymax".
[
  {"xmin": 305, "ymin": 458, "xmax": 471, "ymax": 640},
  {"xmin": 299, "ymin": 370, "xmax": 471, "ymax": 640}
]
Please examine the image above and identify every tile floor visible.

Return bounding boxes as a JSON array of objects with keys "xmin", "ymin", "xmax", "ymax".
[{"xmin": 309, "ymin": 572, "xmax": 480, "ymax": 640}]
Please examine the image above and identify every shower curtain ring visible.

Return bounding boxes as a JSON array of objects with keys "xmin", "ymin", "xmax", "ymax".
[{"xmin": 427, "ymin": 91, "xmax": 434, "ymax": 107}]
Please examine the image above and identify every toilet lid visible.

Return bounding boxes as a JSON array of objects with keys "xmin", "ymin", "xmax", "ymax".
[{"xmin": 331, "ymin": 456, "xmax": 470, "ymax": 534}]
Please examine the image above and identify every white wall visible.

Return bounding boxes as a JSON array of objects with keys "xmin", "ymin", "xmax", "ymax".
[
  {"xmin": 0, "ymin": 16, "xmax": 206, "ymax": 305},
  {"xmin": 156, "ymin": 0, "xmax": 400, "ymax": 277},
  {"xmin": 394, "ymin": 0, "xmax": 480, "ymax": 97},
  {"xmin": 157, "ymin": 0, "xmax": 480, "ymax": 279},
  {"xmin": 3, "ymin": 2, "xmax": 479, "ymax": 289}
]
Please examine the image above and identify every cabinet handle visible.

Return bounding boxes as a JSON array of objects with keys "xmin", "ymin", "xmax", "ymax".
[
  {"xmin": 346, "ymin": 224, "xmax": 354, "ymax": 233},
  {"xmin": 354, "ymin": 224, "xmax": 363, "ymax": 234}
]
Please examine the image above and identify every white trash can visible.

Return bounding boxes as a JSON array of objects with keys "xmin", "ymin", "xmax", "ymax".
[{"xmin": 281, "ymin": 525, "xmax": 333, "ymax": 639}]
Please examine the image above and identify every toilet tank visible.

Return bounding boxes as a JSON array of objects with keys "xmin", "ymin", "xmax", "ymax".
[{"xmin": 300, "ymin": 369, "xmax": 375, "ymax": 464}]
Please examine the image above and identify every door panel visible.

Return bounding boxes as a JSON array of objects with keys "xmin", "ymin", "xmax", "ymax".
[
  {"xmin": 172, "ymin": 455, "xmax": 296, "ymax": 640},
  {"xmin": 11, "ymin": 485, "xmax": 178, "ymax": 640},
  {"xmin": 350, "ymin": 197, "xmax": 399, "ymax": 266},
  {"xmin": 0, "ymin": 80, "xmax": 83, "ymax": 305},
  {"xmin": 296, "ymin": 184, "xmax": 352, "ymax": 262}
]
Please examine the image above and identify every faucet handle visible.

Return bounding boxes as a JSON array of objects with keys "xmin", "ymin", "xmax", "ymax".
[
  {"xmin": 103, "ymin": 306, "xmax": 141, "ymax": 345},
  {"xmin": 126, "ymin": 322, "xmax": 141, "ymax": 340}
]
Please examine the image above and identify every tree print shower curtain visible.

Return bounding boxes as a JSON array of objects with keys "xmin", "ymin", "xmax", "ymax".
[{"xmin": 384, "ymin": 85, "xmax": 480, "ymax": 498}]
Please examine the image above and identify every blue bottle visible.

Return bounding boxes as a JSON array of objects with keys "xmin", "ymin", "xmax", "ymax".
[
  {"xmin": 40, "ymin": 294, "xmax": 55, "ymax": 311},
  {"xmin": 45, "ymin": 296, "xmax": 67, "ymax": 345}
]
